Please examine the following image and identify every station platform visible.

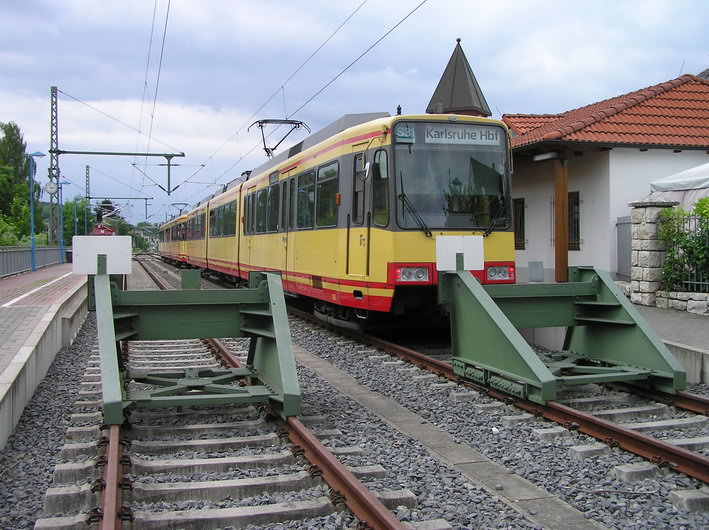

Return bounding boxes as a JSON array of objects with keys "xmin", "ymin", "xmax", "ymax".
[{"xmin": 0, "ymin": 263, "xmax": 87, "ymax": 450}]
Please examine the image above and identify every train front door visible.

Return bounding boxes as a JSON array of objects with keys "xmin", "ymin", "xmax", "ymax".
[{"xmin": 347, "ymin": 153, "xmax": 369, "ymax": 278}]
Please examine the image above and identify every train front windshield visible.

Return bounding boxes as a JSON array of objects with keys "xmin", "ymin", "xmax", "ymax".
[{"xmin": 393, "ymin": 121, "xmax": 510, "ymax": 231}]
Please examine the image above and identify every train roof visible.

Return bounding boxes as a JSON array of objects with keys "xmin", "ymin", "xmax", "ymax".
[{"xmin": 246, "ymin": 112, "xmax": 389, "ymax": 182}]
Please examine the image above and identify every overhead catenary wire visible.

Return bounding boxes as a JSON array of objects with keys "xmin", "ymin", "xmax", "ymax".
[
  {"xmin": 202, "ymin": 0, "xmax": 428, "ymax": 188},
  {"xmin": 56, "ymin": 89, "xmax": 181, "ymax": 153},
  {"xmin": 132, "ymin": 0, "xmax": 160, "ymax": 192},
  {"xmin": 198, "ymin": 0, "xmax": 369, "ymax": 167},
  {"xmin": 144, "ymin": 0, "xmax": 172, "ymax": 159}
]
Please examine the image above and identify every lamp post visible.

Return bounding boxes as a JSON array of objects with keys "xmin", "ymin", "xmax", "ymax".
[
  {"xmin": 84, "ymin": 206, "xmax": 91, "ymax": 234},
  {"xmin": 73, "ymin": 200, "xmax": 78, "ymax": 238},
  {"xmin": 28, "ymin": 151, "xmax": 46, "ymax": 271},
  {"xmin": 58, "ymin": 180, "xmax": 70, "ymax": 263}
]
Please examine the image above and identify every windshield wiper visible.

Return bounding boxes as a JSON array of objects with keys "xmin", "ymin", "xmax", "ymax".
[
  {"xmin": 483, "ymin": 197, "xmax": 507, "ymax": 237},
  {"xmin": 398, "ymin": 192, "xmax": 432, "ymax": 238}
]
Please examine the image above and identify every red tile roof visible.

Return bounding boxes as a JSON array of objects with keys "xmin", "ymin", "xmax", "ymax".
[
  {"xmin": 502, "ymin": 75, "xmax": 709, "ymax": 149},
  {"xmin": 503, "ymin": 113, "xmax": 566, "ymax": 135}
]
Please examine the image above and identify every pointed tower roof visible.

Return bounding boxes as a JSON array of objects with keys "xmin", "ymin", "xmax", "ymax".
[{"xmin": 426, "ymin": 38, "xmax": 491, "ymax": 117}]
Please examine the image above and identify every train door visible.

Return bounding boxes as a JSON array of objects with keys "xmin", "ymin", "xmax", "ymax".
[
  {"xmin": 284, "ymin": 178, "xmax": 296, "ymax": 290},
  {"xmin": 244, "ymin": 187, "xmax": 256, "ymax": 277},
  {"xmin": 347, "ymin": 153, "xmax": 369, "ymax": 277}
]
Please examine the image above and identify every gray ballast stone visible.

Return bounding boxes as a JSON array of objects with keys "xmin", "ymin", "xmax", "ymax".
[
  {"xmin": 531, "ymin": 426, "xmax": 570, "ymax": 440},
  {"xmin": 568, "ymin": 443, "xmax": 612, "ymax": 461},
  {"xmin": 501, "ymin": 413, "xmax": 533, "ymax": 426},
  {"xmin": 669, "ymin": 489, "xmax": 709, "ymax": 512},
  {"xmin": 612, "ymin": 462, "xmax": 662, "ymax": 482}
]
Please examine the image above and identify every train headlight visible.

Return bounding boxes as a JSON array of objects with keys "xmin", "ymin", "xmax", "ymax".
[
  {"xmin": 393, "ymin": 265, "xmax": 430, "ymax": 283},
  {"xmin": 486, "ymin": 265, "xmax": 515, "ymax": 282}
]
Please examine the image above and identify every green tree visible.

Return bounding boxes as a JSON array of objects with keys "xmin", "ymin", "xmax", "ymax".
[
  {"xmin": 61, "ymin": 196, "xmax": 93, "ymax": 244},
  {"xmin": 0, "ymin": 122, "xmax": 28, "ymax": 183}
]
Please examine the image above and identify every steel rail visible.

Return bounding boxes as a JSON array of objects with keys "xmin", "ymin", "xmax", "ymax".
[
  {"xmin": 208, "ymin": 337, "xmax": 405, "ymax": 530},
  {"xmin": 97, "ymin": 425, "xmax": 123, "ymax": 529},
  {"xmin": 608, "ymin": 382, "xmax": 709, "ymax": 415},
  {"xmin": 287, "ymin": 308, "xmax": 709, "ymax": 483}
]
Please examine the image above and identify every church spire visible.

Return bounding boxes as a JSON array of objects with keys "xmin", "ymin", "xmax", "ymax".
[{"xmin": 426, "ymin": 38, "xmax": 491, "ymax": 117}]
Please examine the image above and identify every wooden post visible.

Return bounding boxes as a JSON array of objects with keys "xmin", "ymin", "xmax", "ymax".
[{"xmin": 553, "ymin": 155, "xmax": 568, "ymax": 282}]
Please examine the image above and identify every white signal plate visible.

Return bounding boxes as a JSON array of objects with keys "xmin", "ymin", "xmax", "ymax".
[
  {"xmin": 435, "ymin": 235, "xmax": 484, "ymax": 272},
  {"xmin": 72, "ymin": 235, "xmax": 133, "ymax": 274}
]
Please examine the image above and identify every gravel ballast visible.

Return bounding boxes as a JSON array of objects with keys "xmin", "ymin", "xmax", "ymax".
[
  {"xmin": 289, "ymin": 318, "xmax": 709, "ymax": 529},
  {"xmin": 0, "ymin": 314, "xmax": 95, "ymax": 529}
]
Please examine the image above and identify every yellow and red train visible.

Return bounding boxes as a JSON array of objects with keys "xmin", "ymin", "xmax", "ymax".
[{"xmin": 159, "ymin": 112, "xmax": 516, "ymax": 325}]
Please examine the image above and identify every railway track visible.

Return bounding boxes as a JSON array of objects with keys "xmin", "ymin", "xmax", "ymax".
[
  {"xmin": 34, "ymin": 257, "xmax": 413, "ymax": 529},
  {"xmin": 287, "ymin": 307, "xmax": 709, "ymax": 485}
]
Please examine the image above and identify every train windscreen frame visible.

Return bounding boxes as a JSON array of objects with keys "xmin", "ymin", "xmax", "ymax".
[{"xmin": 392, "ymin": 120, "xmax": 510, "ymax": 231}]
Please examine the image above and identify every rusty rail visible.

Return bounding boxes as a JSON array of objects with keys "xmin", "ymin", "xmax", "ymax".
[
  {"xmin": 209, "ymin": 336, "xmax": 405, "ymax": 529},
  {"xmin": 287, "ymin": 307, "xmax": 709, "ymax": 484}
]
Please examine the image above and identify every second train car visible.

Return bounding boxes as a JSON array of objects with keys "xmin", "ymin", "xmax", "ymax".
[{"xmin": 159, "ymin": 112, "xmax": 516, "ymax": 327}]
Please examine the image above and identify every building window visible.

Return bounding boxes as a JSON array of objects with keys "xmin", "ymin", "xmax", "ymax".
[
  {"xmin": 568, "ymin": 191, "xmax": 580, "ymax": 250},
  {"xmin": 513, "ymin": 198, "xmax": 525, "ymax": 250}
]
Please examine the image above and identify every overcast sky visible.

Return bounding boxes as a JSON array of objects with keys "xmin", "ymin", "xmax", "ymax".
[{"xmin": 1, "ymin": 0, "xmax": 708, "ymax": 224}]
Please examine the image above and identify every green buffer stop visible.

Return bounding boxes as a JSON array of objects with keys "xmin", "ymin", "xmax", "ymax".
[
  {"xmin": 439, "ymin": 256, "xmax": 686, "ymax": 404},
  {"xmin": 93, "ymin": 255, "xmax": 300, "ymax": 424}
]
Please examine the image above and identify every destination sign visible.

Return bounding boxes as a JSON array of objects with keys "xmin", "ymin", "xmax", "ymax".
[{"xmin": 424, "ymin": 124, "xmax": 501, "ymax": 146}]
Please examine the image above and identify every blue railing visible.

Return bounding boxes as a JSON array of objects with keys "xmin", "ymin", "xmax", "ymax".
[{"xmin": 0, "ymin": 247, "xmax": 65, "ymax": 278}]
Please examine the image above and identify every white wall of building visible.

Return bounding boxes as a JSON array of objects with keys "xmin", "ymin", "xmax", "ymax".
[
  {"xmin": 512, "ymin": 148, "xmax": 709, "ymax": 281},
  {"xmin": 608, "ymin": 148, "xmax": 709, "ymax": 273}
]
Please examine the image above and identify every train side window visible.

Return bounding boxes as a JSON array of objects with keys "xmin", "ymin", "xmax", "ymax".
[
  {"xmin": 226, "ymin": 201, "xmax": 236, "ymax": 236},
  {"xmin": 297, "ymin": 171, "xmax": 315, "ymax": 229},
  {"xmin": 256, "ymin": 189, "xmax": 267, "ymax": 233},
  {"xmin": 373, "ymin": 149, "xmax": 389, "ymax": 227},
  {"xmin": 267, "ymin": 184, "xmax": 280, "ymax": 232},
  {"xmin": 353, "ymin": 154, "xmax": 365, "ymax": 224},
  {"xmin": 316, "ymin": 161, "xmax": 338, "ymax": 227}
]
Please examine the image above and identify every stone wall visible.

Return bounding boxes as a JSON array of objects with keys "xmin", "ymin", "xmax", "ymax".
[{"xmin": 628, "ymin": 197, "xmax": 708, "ymax": 316}]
